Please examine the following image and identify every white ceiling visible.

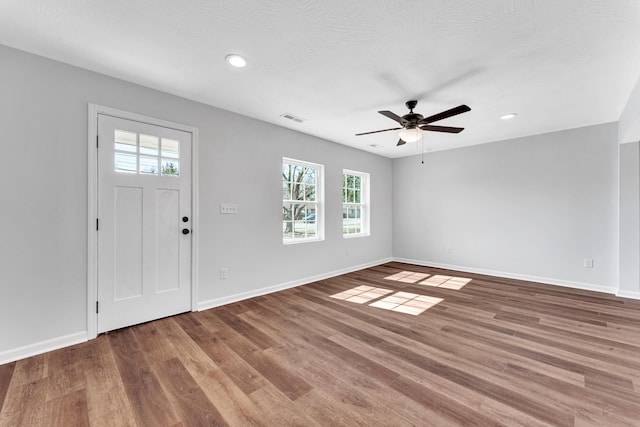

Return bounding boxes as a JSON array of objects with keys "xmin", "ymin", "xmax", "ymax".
[{"xmin": 1, "ymin": 0, "xmax": 640, "ymax": 158}]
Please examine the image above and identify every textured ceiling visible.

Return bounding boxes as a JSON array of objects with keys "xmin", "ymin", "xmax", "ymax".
[{"xmin": 1, "ymin": 0, "xmax": 640, "ymax": 158}]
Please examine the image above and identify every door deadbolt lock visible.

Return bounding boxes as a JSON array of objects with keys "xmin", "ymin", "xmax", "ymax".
[
  {"xmin": 182, "ymin": 216, "xmax": 189, "ymax": 222},
  {"xmin": 182, "ymin": 228, "xmax": 190, "ymax": 235}
]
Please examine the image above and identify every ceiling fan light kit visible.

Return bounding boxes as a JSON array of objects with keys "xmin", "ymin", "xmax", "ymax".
[
  {"xmin": 356, "ymin": 100, "xmax": 471, "ymax": 147},
  {"xmin": 399, "ymin": 127, "xmax": 423, "ymax": 143}
]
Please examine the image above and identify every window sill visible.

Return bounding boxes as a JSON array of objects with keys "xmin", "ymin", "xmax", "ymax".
[
  {"xmin": 283, "ymin": 237, "xmax": 324, "ymax": 245},
  {"xmin": 342, "ymin": 233, "xmax": 370, "ymax": 239}
]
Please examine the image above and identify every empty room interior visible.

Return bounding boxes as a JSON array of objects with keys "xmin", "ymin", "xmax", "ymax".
[{"xmin": 1, "ymin": 1, "xmax": 640, "ymax": 426}]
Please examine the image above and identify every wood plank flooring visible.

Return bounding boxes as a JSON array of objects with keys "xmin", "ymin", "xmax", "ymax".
[{"xmin": 1, "ymin": 262, "xmax": 640, "ymax": 426}]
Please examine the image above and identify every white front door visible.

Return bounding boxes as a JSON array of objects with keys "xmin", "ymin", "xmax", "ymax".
[{"xmin": 97, "ymin": 114, "xmax": 192, "ymax": 333}]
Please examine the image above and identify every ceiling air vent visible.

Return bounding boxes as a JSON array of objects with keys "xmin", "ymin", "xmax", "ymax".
[{"xmin": 280, "ymin": 113, "xmax": 306, "ymax": 123}]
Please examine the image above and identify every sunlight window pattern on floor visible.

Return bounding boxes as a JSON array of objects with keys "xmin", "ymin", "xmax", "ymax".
[
  {"xmin": 419, "ymin": 275, "xmax": 471, "ymax": 290},
  {"xmin": 383, "ymin": 271, "xmax": 430, "ymax": 283},
  {"xmin": 369, "ymin": 292, "xmax": 443, "ymax": 315},
  {"xmin": 384, "ymin": 270, "xmax": 472, "ymax": 290},
  {"xmin": 330, "ymin": 285, "xmax": 393, "ymax": 304}
]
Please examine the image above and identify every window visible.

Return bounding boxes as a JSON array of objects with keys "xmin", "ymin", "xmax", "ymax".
[
  {"xmin": 114, "ymin": 129, "xmax": 180, "ymax": 176},
  {"xmin": 283, "ymin": 158, "xmax": 324, "ymax": 243},
  {"xmin": 343, "ymin": 170, "xmax": 369, "ymax": 237}
]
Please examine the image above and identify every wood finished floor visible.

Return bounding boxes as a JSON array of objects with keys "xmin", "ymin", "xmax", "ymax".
[{"xmin": 1, "ymin": 262, "xmax": 640, "ymax": 426}]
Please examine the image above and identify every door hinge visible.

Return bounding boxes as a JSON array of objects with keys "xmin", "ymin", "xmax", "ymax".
[
  {"xmin": 96, "ymin": 301, "xmax": 99, "ymax": 314},
  {"xmin": 96, "ymin": 218, "xmax": 99, "ymax": 231}
]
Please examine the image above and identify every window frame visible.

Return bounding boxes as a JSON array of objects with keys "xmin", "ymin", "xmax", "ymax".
[
  {"xmin": 282, "ymin": 157, "xmax": 324, "ymax": 244},
  {"xmin": 342, "ymin": 169, "xmax": 370, "ymax": 238}
]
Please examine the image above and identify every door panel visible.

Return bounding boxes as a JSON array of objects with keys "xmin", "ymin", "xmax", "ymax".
[
  {"xmin": 97, "ymin": 114, "xmax": 192, "ymax": 333},
  {"xmin": 156, "ymin": 188, "xmax": 181, "ymax": 293},
  {"xmin": 114, "ymin": 186, "xmax": 143, "ymax": 300}
]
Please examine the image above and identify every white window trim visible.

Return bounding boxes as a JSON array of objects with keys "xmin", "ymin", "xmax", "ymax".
[
  {"xmin": 283, "ymin": 157, "xmax": 325, "ymax": 244},
  {"xmin": 343, "ymin": 169, "xmax": 370, "ymax": 238}
]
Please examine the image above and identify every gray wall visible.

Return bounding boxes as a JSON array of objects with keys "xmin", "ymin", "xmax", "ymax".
[
  {"xmin": 2, "ymin": 41, "xmax": 639, "ymax": 361},
  {"xmin": 619, "ymin": 142, "xmax": 640, "ymax": 297},
  {"xmin": 392, "ymin": 123, "xmax": 619, "ymax": 293},
  {"xmin": 0, "ymin": 44, "xmax": 392, "ymax": 355}
]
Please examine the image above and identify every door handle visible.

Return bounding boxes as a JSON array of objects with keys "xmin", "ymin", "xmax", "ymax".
[
  {"xmin": 182, "ymin": 228, "xmax": 190, "ymax": 235},
  {"xmin": 182, "ymin": 216, "xmax": 189, "ymax": 222}
]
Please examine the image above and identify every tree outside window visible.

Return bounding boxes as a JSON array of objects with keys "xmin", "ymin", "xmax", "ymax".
[
  {"xmin": 343, "ymin": 170, "xmax": 369, "ymax": 237},
  {"xmin": 283, "ymin": 158, "xmax": 323, "ymax": 243}
]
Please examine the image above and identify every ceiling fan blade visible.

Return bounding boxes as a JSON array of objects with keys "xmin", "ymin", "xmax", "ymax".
[
  {"xmin": 396, "ymin": 138, "xmax": 407, "ymax": 146},
  {"xmin": 420, "ymin": 104, "xmax": 471, "ymax": 124},
  {"xmin": 355, "ymin": 127, "xmax": 402, "ymax": 136},
  {"xmin": 379, "ymin": 110, "xmax": 409, "ymax": 125},
  {"xmin": 420, "ymin": 125, "xmax": 464, "ymax": 133}
]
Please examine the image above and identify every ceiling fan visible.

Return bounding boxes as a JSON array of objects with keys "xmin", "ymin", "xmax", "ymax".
[{"xmin": 356, "ymin": 100, "xmax": 471, "ymax": 145}]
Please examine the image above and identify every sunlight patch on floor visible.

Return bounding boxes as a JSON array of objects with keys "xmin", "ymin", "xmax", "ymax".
[
  {"xmin": 370, "ymin": 292, "xmax": 443, "ymax": 315},
  {"xmin": 331, "ymin": 285, "xmax": 443, "ymax": 316},
  {"xmin": 384, "ymin": 271, "xmax": 430, "ymax": 283},
  {"xmin": 330, "ymin": 285, "xmax": 394, "ymax": 304},
  {"xmin": 384, "ymin": 271, "xmax": 472, "ymax": 290},
  {"xmin": 419, "ymin": 275, "xmax": 472, "ymax": 290}
]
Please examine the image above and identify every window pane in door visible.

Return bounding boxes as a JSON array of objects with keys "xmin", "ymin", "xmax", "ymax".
[
  {"xmin": 140, "ymin": 134, "xmax": 159, "ymax": 156},
  {"xmin": 139, "ymin": 156, "xmax": 158, "ymax": 175},
  {"xmin": 115, "ymin": 152, "xmax": 137, "ymax": 173},
  {"xmin": 161, "ymin": 138, "xmax": 180, "ymax": 159},
  {"xmin": 161, "ymin": 160, "xmax": 180, "ymax": 176},
  {"xmin": 114, "ymin": 129, "xmax": 137, "ymax": 153}
]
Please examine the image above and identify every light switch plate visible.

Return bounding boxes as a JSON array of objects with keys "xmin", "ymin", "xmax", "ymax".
[{"xmin": 220, "ymin": 203, "xmax": 238, "ymax": 214}]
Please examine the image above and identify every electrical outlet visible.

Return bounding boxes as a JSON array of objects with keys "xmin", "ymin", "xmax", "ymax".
[
  {"xmin": 584, "ymin": 258, "xmax": 594, "ymax": 268},
  {"xmin": 220, "ymin": 268, "xmax": 228, "ymax": 279},
  {"xmin": 447, "ymin": 247, "xmax": 452, "ymax": 254}
]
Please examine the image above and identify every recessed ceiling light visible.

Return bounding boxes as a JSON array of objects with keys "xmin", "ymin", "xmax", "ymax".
[
  {"xmin": 500, "ymin": 113, "xmax": 517, "ymax": 120},
  {"xmin": 225, "ymin": 54, "xmax": 247, "ymax": 68}
]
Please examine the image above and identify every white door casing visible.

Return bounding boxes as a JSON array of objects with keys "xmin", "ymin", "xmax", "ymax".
[{"xmin": 87, "ymin": 105, "xmax": 198, "ymax": 336}]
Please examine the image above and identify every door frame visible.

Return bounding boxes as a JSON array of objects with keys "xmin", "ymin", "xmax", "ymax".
[{"xmin": 87, "ymin": 104, "xmax": 199, "ymax": 340}]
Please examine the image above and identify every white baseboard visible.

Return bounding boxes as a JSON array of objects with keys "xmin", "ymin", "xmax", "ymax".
[
  {"xmin": 197, "ymin": 257, "xmax": 393, "ymax": 311},
  {"xmin": 392, "ymin": 257, "xmax": 618, "ymax": 295},
  {"xmin": 616, "ymin": 289, "xmax": 640, "ymax": 300},
  {"xmin": 0, "ymin": 331, "xmax": 87, "ymax": 365}
]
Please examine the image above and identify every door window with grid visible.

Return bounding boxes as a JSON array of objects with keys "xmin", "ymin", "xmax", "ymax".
[
  {"xmin": 343, "ymin": 170, "xmax": 369, "ymax": 237},
  {"xmin": 283, "ymin": 158, "xmax": 324, "ymax": 243}
]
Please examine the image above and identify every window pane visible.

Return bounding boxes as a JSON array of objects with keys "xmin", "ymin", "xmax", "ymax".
[
  {"xmin": 303, "ymin": 168, "xmax": 315, "ymax": 184},
  {"xmin": 161, "ymin": 160, "xmax": 179, "ymax": 176},
  {"xmin": 355, "ymin": 175, "xmax": 361, "ymax": 188},
  {"xmin": 354, "ymin": 189, "xmax": 361, "ymax": 203},
  {"xmin": 114, "ymin": 130, "xmax": 137, "ymax": 153},
  {"xmin": 140, "ymin": 134, "xmax": 159, "ymax": 156},
  {"xmin": 282, "ymin": 204, "xmax": 293, "ymax": 221},
  {"xmin": 283, "ymin": 222, "xmax": 293, "ymax": 239},
  {"xmin": 139, "ymin": 156, "xmax": 158, "ymax": 175},
  {"xmin": 161, "ymin": 138, "xmax": 179, "ymax": 159},
  {"xmin": 292, "ymin": 203, "xmax": 305, "ymax": 220},
  {"xmin": 305, "ymin": 222, "xmax": 317, "ymax": 238},
  {"xmin": 347, "ymin": 189, "xmax": 355, "ymax": 203},
  {"xmin": 305, "ymin": 184, "xmax": 316, "ymax": 201},
  {"xmin": 282, "ymin": 183, "xmax": 291, "ymax": 200},
  {"xmin": 115, "ymin": 152, "xmax": 136, "ymax": 173}
]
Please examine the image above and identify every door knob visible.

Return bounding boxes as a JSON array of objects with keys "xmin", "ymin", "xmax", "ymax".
[
  {"xmin": 182, "ymin": 216, "xmax": 189, "ymax": 222},
  {"xmin": 182, "ymin": 228, "xmax": 190, "ymax": 235}
]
